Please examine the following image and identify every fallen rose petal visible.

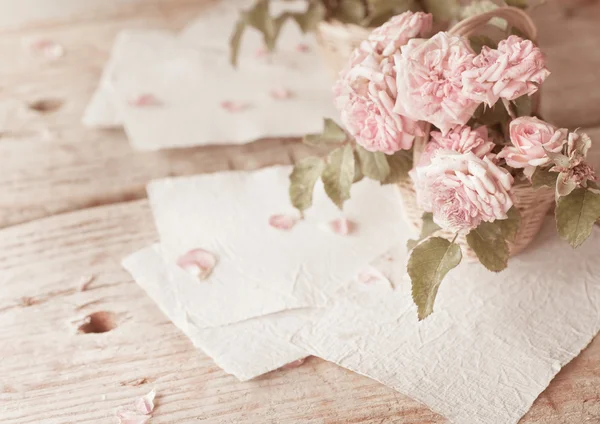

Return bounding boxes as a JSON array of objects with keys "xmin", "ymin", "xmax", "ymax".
[
  {"xmin": 134, "ymin": 389, "xmax": 156, "ymax": 415},
  {"xmin": 270, "ymin": 88, "xmax": 293, "ymax": 100},
  {"xmin": 269, "ymin": 214, "xmax": 298, "ymax": 231},
  {"xmin": 128, "ymin": 94, "xmax": 161, "ymax": 107},
  {"xmin": 116, "ymin": 409, "xmax": 150, "ymax": 424},
  {"xmin": 255, "ymin": 47, "xmax": 268, "ymax": 58},
  {"xmin": 176, "ymin": 249, "xmax": 217, "ymax": 280},
  {"xmin": 30, "ymin": 39, "xmax": 65, "ymax": 59},
  {"xmin": 296, "ymin": 43, "xmax": 310, "ymax": 52},
  {"xmin": 329, "ymin": 218, "xmax": 355, "ymax": 235},
  {"xmin": 221, "ymin": 100, "xmax": 249, "ymax": 112},
  {"xmin": 281, "ymin": 357, "xmax": 307, "ymax": 369}
]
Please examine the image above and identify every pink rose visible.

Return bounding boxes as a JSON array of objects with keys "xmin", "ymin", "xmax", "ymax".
[
  {"xmin": 497, "ymin": 117, "xmax": 567, "ymax": 172},
  {"xmin": 462, "ymin": 35, "xmax": 550, "ymax": 106},
  {"xmin": 393, "ymin": 32, "xmax": 480, "ymax": 134},
  {"xmin": 365, "ymin": 11, "xmax": 433, "ymax": 56},
  {"xmin": 419, "ymin": 125, "xmax": 495, "ymax": 166},
  {"xmin": 334, "ymin": 52, "xmax": 424, "ymax": 153},
  {"xmin": 411, "ymin": 151, "xmax": 514, "ymax": 232}
]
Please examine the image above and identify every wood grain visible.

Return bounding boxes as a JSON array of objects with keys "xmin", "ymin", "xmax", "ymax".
[{"xmin": 1, "ymin": 200, "xmax": 598, "ymax": 424}]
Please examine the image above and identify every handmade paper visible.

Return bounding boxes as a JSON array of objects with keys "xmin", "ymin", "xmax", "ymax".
[
  {"xmin": 293, "ymin": 218, "xmax": 600, "ymax": 424},
  {"xmin": 122, "ymin": 244, "xmax": 311, "ymax": 381},
  {"xmin": 147, "ymin": 165, "xmax": 407, "ymax": 328},
  {"xmin": 82, "ymin": 0, "xmax": 338, "ymax": 149}
]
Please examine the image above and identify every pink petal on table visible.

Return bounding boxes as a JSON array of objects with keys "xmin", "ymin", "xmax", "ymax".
[
  {"xmin": 116, "ymin": 409, "xmax": 150, "ymax": 424},
  {"xmin": 220, "ymin": 100, "xmax": 249, "ymax": 112},
  {"xmin": 255, "ymin": 47, "xmax": 268, "ymax": 58},
  {"xmin": 281, "ymin": 357, "xmax": 307, "ymax": 369},
  {"xmin": 30, "ymin": 39, "xmax": 65, "ymax": 59},
  {"xmin": 270, "ymin": 88, "xmax": 293, "ymax": 100},
  {"xmin": 134, "ymin": 389, "xmax": 156, "ymax": 415},
  {"xmin": 128, "ymin": 94, "xmax": 161, "ymax": 107},
  {"xmin": 329, "ymin": 218, "xmax": 355, "ymax": 235},
  {"xmin": 358, "ymin": 268, "xmax": 384, "ymax": 285},
  {"xmin": 269, "ymin": 214, "xmax": 298, "ymax": 231},
  {"xmin": 176, "ymin": 249, "xmax": 217, "ymax": 280},
  {"xmin": 296, "ymin": 43, "xmax": 310, "ymax": 53}
]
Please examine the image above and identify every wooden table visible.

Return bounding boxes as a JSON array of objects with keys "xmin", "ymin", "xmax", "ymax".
[{"xmin": 2, "ymin": 1, "xmax": 600, "ymax": 422}]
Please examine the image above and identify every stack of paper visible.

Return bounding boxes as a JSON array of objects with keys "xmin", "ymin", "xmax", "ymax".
[
  {"xmin": 82, "ymin": 0, "xmax": 339, "ymax": 150},
  {"xmin": 123, "ymin": 165, "xmax": 600, "ymax": 424}
]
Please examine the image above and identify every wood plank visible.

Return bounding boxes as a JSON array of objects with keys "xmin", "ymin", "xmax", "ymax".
[{"xmin": 0, "ymin": 200, "xmax": 598, "ymax": 423}]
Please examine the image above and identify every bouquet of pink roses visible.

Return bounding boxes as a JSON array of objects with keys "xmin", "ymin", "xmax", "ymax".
[{"xmin": 289, "ymin": 7, "xmax": 600, "ymax": 319}]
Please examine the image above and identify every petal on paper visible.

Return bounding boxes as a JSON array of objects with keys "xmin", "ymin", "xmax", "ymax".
[
  {"xmin": 357, "ymin": 267, "xmax": 389, "ymax": 286},
  {"xmin": 270, "ymin": 88, "xmax": 294, "ymax": 100},
  {"xmin": 176, "ymin": 249, "xmax": 217, "ymax": 280},
  {"xmin": 128, "ymin": 94, "xmax": 162, "ymax": 107},
  {"xmin": 281, "ymin": 357, "xmax": 307, "ymax": 369},
  {"xmin": 296, "ymin": 43, "xmax": 310, "ymax": 52},
  {"xmin": 269, "ymin": 214, "xmax": 298, "ymax": 231},
  {"xmin": 329, "ymin": 218, "xmax": 355, "ymax": 235},
  {"xmin": 116, "ymin": 409, "xmax": 150, "ymax": 424},
  {"xmin": 221, "ymin": 100, "xmax": 249, "ymax": 112},
  {"xmin": 134, "ymin": 389, "xmax": 156, "ymax": 415}
]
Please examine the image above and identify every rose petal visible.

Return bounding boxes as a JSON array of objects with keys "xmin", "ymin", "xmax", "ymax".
[
  {"xmin": 255, "ymin": 47, "xmax": 268, "ymax": 58},
  {"xmin": 176, "ymin": 249, "xmax": 217, "ymax": 280},
  {"xmin": 358, "ymin": 270, "xmax": 381, "ymax": 285},
  {"xmin": 128, "ymin": 94, "xmax": 161, "ymax": 107},
  {"xmin": 296, "ymin": 43, "xmax": 310, "ymax": 53},
  {"xmin": 329, "ymin": 218, "xmax": 355, "ymax": 235},
  {"xmin": 116, "ymin": 409, "xmax": 150, "ymax": 424},
  {"xmin": 281, "ymin": 357, "xmax": 307, "ymax": 369},
  {"xmin": 270, "ymin": 88, "xmax": 293, "ymax": 100},
  {"xmin": 220, "ymin": 100, "xmax": 249, "ymax": 112},
  {"xmin": 269, "ymin": 214, "xmax": 298, "ymax": 231},
  {"xmin": 30, "ymin": 39, "xmax": 65, "ymax": 59},
  {"xmin": 134, "ymin": 389, "xmax": 156, "ymax": 415}
]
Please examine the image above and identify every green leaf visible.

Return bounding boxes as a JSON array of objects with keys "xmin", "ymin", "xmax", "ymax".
[
  {"xmin": 556, "ymin": 188, "xmax": 600, "ymax": 248},
  {"xmin": 498, "ymin": 206, "xmax": 521, "ymax": 243},
  {"xmin": 408, "ymin": 237, "xmax": 462, "ymax": 320},
  {"xmin": 506, "ymin": 0, "xmax": 528, "ymax": 8},
  {"xmin": 303, "ymin": 119, "xmax": 347, "ymax": 146},
  {"xmin": 544, "ymin": 149, "xmax": 570, "ymax": 168},
  {"xmin": 466, "ymin": 221, "xmax": 509, "ymax": 272},
  {"xmin": 531, "ymin": 167, "xmax": 559, "ymax": 189},
  {"xmin": 407, "ymin": 212, "xmax": 441, "ymax": 250},
  {"xmin": 423, "ymin": 0, "xmax": 459, "ymax": 21},
  {"xmin": 292, "ymin": 1, "xmax": 326, "ymax": 32},
  {"xmin": 363, "ymin": 0, "xmax": 413, "ymax": 26},
  {"xmin": 335, "ymin": 0, "xmax": 367, "ymax": 24},
  {"xmin": 321, "ymin": 144, "xmax": 355, "ymax": 209},
  {"xmin": 469, "ymin": 35, "xmax": 497, "ymax": 54},
  {"xmin": 556, "ymin": 171, "xmax": 577, "ymax": 198},
  {"xmin": 289, "ymin": 156, "xmax": 326, "ymax": 213},
  {"xmin": 229, "ymin": 20, "xmax": 246, "ymax": 67},
  {"xmin": 355, "ymin": 146, "xmax": 391, "ymax": 182},
  {"xmin": 513, "ymin": 95, "xmax": 532, "ymax": 117},
  {"xmin": 242, "ymin": 0, "xmax": 275, "ymax": 46},
  {"xmin": 473, "ymin": 101, "xmax": 510, "ymax": 127},
  {"xmin": 382, "ymin": 150, "xmax": 413, "ymax": 184}
]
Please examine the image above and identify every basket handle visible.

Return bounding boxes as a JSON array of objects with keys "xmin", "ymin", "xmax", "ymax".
[{"xmin": 449, "ymin": 6, "xmax": 537, "ymax": 41}]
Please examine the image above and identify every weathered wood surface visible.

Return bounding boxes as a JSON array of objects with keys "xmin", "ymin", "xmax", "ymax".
[
  {"xmin": 2, "ymin": 0, "xmax": 600, "ymax": 423},
  {"xmin": 2, "ymin": 200, "xmax": 599, "ymax": 424}
]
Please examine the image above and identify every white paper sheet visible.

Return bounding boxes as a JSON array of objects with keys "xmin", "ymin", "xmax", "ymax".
[
  {"xmin": 122, "ymin": 244, "xmax": 311, "ymax": 381},
  {"xmin": 292, "ymin": 218, "xmax": 600, "ymax": 424},
  {"xmin": 82, "ymin": 0, "xmax": 338, "ymax": 150},
  {"xmin": 147, "ymin": 165, "xmax": 408, "ymax": 328}
]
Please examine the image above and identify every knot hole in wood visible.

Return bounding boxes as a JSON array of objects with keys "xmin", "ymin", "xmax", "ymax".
[{"xmin": 77, "ymin": 311, "xmax": 118, "ymax": 334}]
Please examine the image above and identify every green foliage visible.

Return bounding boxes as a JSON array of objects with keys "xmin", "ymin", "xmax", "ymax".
[
  {"xmin": 407, "ymin": 212, "xmax": 441, "ymax": 250},
  {"xmin": 408, "ymin": 237, "xmax": 462, "ymax": 320},
  {"xmin": 355, "ymin": 146, "xmax": 391, "ymax": 182},
  {"xmin": 556, "ymin": 188, "xmax": 600, "ymax": 248},
  {"xmin": 321, "ymin": 144, "xmax": 356, "ymax": 209},
  {"xmin": 289, "ymin": 157, "xmax": 326, "ymax": 213},
  {"xmin": 466, "ymin": 221, "xmax": 509, "ymax": 272},
  {"xmin": 303, "ymin": 119, "xmax": 348, "ymax": 146},
  {"xmin": 382, "ymin": 150, "xmax": 413, "ymax": 184},
  {"xmin": 531, "ymin": 167, "xmax": 559, "ymax": 189},
  {"xmin": 469, "ymin": 35, "xmax": 497, "ymax": 54}
]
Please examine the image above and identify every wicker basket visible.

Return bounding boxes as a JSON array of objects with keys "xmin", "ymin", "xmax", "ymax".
[{"xmin": 318, "ymin": 7, "xmax": 555, "ymax": 260}]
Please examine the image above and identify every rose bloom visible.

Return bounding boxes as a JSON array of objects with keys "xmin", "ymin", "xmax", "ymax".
[
  {"xmin": 462, "ymin": 35, "xmax": 550, "ymax": 106},
  {"xmin": 411, "ymin": 151, "xmax": 514, "ymax": 232},
  {"xmin": 365, "ymin": 11, "xmax": 432, "ymax": 56},
  {"xmin": 334, "ymin": 50, "xmax": 424, "ymax": 153},
  {"xmin": 393, "ymin": 32, "xmax": 480, "ymax": 134},
  {"xmin": 497, "ymin": 117, "xmax": 567, "ymax": 173},
  {"xmin": 419, "ymin": 125, "xmax": 495, "ymax": 166}
]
